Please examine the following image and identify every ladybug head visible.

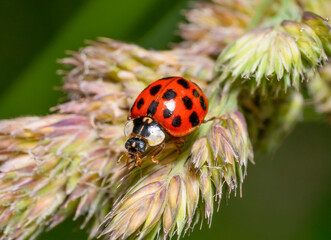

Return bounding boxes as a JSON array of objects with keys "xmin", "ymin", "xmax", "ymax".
[
  {"xmin": 124, "ymin": 117, "xmax": 165, "ymax": 152},
  {"xmin": 125, "ymin": 137, "xmax": 147, "ymax": 154}
]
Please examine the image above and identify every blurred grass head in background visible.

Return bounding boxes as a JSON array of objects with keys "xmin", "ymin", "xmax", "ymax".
[{"xmin": 0, "ymin": 0, "xmax": 330, "ymax": 240}]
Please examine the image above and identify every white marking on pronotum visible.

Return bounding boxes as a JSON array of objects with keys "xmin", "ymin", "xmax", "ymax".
[
  {"xmin": 145, "ymin": 124, "xmax": 165, "ymax": 146},
  {"xmin": 124, "ymin": 120, "xmax": 134, "ymax": 137}
]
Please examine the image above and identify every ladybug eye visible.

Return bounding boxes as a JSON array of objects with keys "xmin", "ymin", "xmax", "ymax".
[
  {"xmin": 146, "ymin": 126, "xmax": 165, "ymax": 146},
  {"xmin": 124, "ymin": 120, "xmax": 134, "ymax": 137}
]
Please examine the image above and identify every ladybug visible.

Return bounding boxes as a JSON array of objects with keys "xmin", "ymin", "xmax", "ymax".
[{"xmin": 124, "ymin": 76, "xmax": 208, "ymax": 167}]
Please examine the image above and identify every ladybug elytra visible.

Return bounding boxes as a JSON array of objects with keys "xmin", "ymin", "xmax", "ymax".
[{"xmin": 124, "ymin": 76, "xmax": 208, "ymax": 166}]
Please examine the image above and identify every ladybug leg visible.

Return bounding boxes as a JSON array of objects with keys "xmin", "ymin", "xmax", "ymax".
[
  {"xmin": 171, "ymin": 137, "xmax": 184, "ymax": 154},
  {"xmin": 151, "ymin": 141, "xmax": 165, "ymax": 164},
  {"xmin": 126, "ymin": 155, "xmax": 136, "ymax": 167},
  {"xmin": 167, "ymin": 136, "xmax": 183, "ymax": 154},
  {"xmin": 120, "ymin": 152, "xmax": 132, "ymax": 167},
  {"xmin": 175, "ymin": 142, "xmax": 182, "ymax": 154},
  {"xmin": 203, "ymin": 115, "xmax": 227, "ymax": 123},
  {"xmin": 151, "ymin": 156, "xmax": 159, "ymax": 164},
  {"xmin": 136, "ymin": 155, "xmax": 143, "ymax": 167}
]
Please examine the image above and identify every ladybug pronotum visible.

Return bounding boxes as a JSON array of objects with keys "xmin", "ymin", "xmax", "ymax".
[{"xmin": 124, "ymin": 76, "xmax": 208, "ymax": 167}]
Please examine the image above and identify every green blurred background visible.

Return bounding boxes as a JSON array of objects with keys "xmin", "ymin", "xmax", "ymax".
[{"xmin": 0, "ymin": 0, "xmax": 330, "ymax": 239}]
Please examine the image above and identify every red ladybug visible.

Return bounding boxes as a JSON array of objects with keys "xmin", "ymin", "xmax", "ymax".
[{"xmin": 124, "ymin": 76, "xmax": 208, "ymax": 166}]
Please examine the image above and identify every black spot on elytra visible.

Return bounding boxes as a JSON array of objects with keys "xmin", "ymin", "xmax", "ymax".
[
  {"xmin": 147, "ymin": 101, "xmax": 159, "ymax": 116},
  {"xmin": 182, "ymin": 96, "xmax": 193, "ymax": 110},
  {"xmin": 160, "ymin": 76, "xmax": 175, "ymax": 80},
  {"xmin": 193, "ymin": 89, "xmax": 200, "ymax": 97},
  {"xmin": 137, "ymin": 98, "xmax": 144, "ymax": 110},
  {"xmin": 177, "ymin": 78, "xmax": 190, "ymax": 89},
  {"xmin": 149, "ymin": 85, "xmax": 162, "ymax": 96},
  {"xmin": 200, "ymin": 96, "xmax": 207, "ymax": 110},
  {"xmin": 162, "ymin": 89, "xmax": 177, "ymax": 100},
  {"xmin": 189, "ymin": 111, "xmax": 199, "ymax": 127},
  {"xmin": 163, "ymin": 109, "xmax": 173, "ymax": 118},
  {"xmin": 172, "ymin": 116, "xmax": 181, "ymax": 127}
]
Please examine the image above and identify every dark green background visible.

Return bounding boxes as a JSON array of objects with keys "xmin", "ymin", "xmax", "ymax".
[{"xmin": 0, "ymin": 0, "xmax": 330, "ymax": 239}]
